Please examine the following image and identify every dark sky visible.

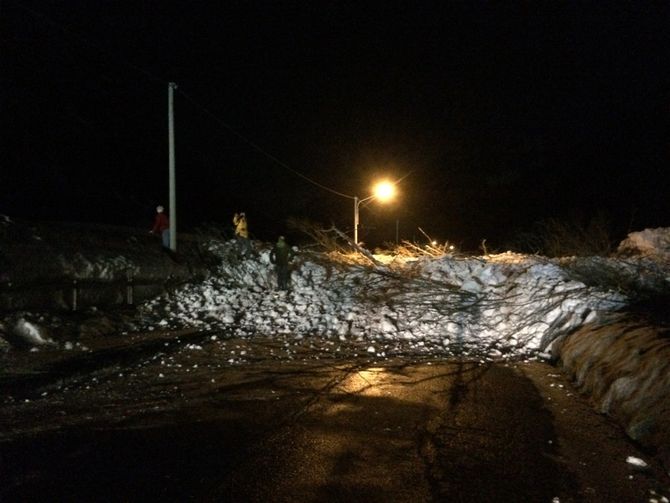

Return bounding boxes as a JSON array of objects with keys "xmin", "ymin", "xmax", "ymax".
[{"xmin": 3, "ymin": 1, "xmax": 669, "ymax": 249}]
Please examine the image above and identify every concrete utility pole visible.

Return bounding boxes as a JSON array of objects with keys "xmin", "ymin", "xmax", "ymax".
[{"xmin": 168, "ymin": 82, "xmax": 177, "ymax": 251}]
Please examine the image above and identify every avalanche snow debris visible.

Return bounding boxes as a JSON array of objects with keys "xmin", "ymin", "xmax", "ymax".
[{"xmin": 133, "ymin": 239, "xmax": 647, "ymax": 355}]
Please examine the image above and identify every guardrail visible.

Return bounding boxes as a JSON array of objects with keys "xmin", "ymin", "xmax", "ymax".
[{"xmin": 0, "ymin": 272, "xmax": 188, "ymax": 311}]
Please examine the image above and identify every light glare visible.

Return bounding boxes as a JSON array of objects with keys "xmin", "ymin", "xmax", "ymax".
[{"xmin": 373, "ymin": 180, "xmax": 395, "ymax": 202}]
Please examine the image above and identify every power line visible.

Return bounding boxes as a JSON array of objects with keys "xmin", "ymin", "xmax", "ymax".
[
  {"xmin": 177, "ymin": 89, "xmax": 356, "ymax": 200},
  {"xmin": 178, "ymin": 90, "xmax": 413, "ymax": 200}
]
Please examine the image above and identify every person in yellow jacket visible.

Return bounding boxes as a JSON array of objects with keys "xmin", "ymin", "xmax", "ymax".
[{"xmin": 233, "ymin": 212, "xmax": 252, "ymax": 256}]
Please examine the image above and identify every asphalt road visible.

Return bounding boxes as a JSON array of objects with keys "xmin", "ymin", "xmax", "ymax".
[{"xmin": 1, "ymin": 332, "xmax": 668, "ymax": 502}]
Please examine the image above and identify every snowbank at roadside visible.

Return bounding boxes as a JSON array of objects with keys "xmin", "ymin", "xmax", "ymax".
[{"xmin": 552, "ymin": 312, "xmax": 670, "ymax": 471}]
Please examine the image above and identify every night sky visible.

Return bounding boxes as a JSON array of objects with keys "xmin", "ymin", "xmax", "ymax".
[{"xmin": 3, "ymin": 1, "xmax": 669, "ymax": 249}]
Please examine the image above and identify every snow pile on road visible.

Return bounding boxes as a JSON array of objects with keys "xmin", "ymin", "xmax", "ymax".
[{"xmin": 138, "ymin": 230, "xmax": 670, "ymax": 355}]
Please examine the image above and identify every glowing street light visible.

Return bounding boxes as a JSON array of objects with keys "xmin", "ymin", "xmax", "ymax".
[{"xmin": 354, "ymin": 180, "xmax": 396, "ymax": 245}]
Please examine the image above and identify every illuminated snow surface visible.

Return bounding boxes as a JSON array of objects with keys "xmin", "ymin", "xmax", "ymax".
[{"xmin": 137, "ymin": 228, "xmax": 670, "ymax": 360}]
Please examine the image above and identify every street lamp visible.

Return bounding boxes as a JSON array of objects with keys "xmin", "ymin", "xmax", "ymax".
[{"xmin": 354, "ymin": 180, "xmax": 396, "ymax": 245}]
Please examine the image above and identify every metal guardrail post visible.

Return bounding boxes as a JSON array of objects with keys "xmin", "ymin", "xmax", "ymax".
[
  {"xmin": 72, "ymin": 279, "xmax": 78, "ymax": 312},
  {"xmin": 0, "ymin": 275, "xmax": 187, "ymax": 311},
  {"xmin": 126, "ymin": 270, "xmax": 134, "ymax": 305}
]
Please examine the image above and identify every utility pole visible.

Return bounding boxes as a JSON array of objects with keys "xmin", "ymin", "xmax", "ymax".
[{"xmin": 168, "ymin": 82, "xmax": 177, "ymax": 251}]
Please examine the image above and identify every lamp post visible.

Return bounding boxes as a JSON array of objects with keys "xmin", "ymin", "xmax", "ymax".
[
  {"xmin": 353, "ymin": 180, "xmax": 396, "ymax": 245},
  {"xmin": 353, "ymin": 195, "xmax": 366, "ymax": 246}
]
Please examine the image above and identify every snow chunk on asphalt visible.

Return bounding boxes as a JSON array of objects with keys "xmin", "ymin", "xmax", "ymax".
[
  {"xmin": 13, "ymin": 318, "xmax": 53, "ymax": 346},
  {"xmin": 625, "ymin": 456, "xmax": 648, "ymax": 469}
]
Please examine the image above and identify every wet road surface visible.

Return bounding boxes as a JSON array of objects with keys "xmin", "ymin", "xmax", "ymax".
[{"xmin": 1, "ymin": 331, "xmax": 669, "ymax": 502}]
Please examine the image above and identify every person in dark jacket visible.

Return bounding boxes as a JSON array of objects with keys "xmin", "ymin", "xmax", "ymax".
[
  {"xmin": 150, "ymin": 205, "xmax": 170, "ymax": 248},
  {"xmin": 270, "ymin": 236, "xmax": 295, "ymax": 291}
]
